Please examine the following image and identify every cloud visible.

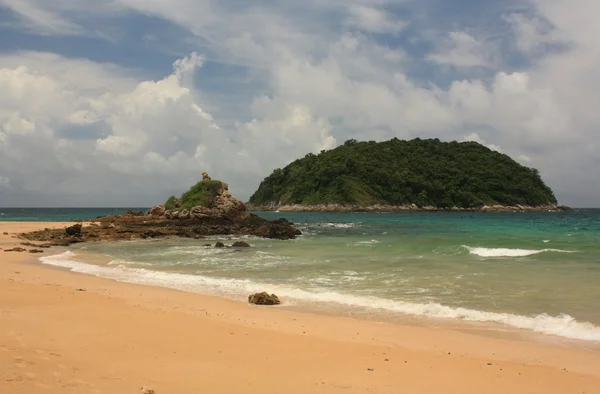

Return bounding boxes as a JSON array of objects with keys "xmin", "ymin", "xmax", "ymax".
[
  {"xmin": 0, "ymin": 51, "xmax": 337, "ymax": 206},
  {"xmin": 462, "ymin": 133, "xmax": 502, "ymax": 152},
  {"xmin": 504, "ymin": 13, "xmax": 565, "ymax": 54},
  {"xmin": 345, "ymin": 5, "xmax": 407, "ymax": 34},
  {"xmin": 1, "ymin": 0, "xmax": 600, "ymax": 206},
  {"xmin": 428, "ymin": 31, "xmax": 495, "ymax": 68},
  {"xmin": 0, "ymin": 0, "xmax": 83, "ymax": 35},
  {"xmin": 0, "ymin": 175, "xmax": 10, "ymax": 188}
]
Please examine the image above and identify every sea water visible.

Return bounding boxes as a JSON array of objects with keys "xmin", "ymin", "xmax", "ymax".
[{"xmin": 23, "ymin": 209, "xmax": 600, "ymax": 342}]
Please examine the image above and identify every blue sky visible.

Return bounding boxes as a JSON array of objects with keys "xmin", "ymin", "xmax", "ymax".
[{"xmin": 0, "ymin": 0, "xmax": 599, "ymax": 207}]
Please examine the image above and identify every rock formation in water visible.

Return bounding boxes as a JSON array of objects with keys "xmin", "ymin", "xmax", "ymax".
[{"xmin": 20, "ymin": 175, "xmax": 301, "ymax": 246}]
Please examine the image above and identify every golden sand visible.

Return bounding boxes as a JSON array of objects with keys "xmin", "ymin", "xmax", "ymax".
[{"xmin": 1, "ymin": 222, "xmax": 599, "ymax": 393}]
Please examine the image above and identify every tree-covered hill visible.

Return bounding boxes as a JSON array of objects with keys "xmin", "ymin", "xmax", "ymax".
[{"xmin": 248, "ymin": 138, "xmax": 558, "ymax": 209}]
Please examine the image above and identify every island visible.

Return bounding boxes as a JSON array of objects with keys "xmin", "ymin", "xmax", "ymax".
[
  {"xmin": 247, "ymin": 138, "xmax": 568, "ymax": 212},
  {"xmin": 19, "ymin": 174, "xmax": 301, "ymax": 246}
]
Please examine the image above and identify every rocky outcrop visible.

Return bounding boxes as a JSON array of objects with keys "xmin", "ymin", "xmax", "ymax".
[
  {"xmin": 19, "ymin": 177, "xmax": 301, "ymax": 245},
  {"xmin": 231, "ymin": 241, "xmax": 251, "ymax": 248},
  {"xmin": 4, "ymin": 247, "xmax": 26, "ymax": 252},
  {"xmin": 202, "ymin": 171, "xmax": 212, "ymax": 181},
  {"xmin": 150, "ymin": 180, "xmax": 246, "ymax": 220},
  {"xmin": 248, "ymin": 292, "xmax": 281, "ymax": 305}
]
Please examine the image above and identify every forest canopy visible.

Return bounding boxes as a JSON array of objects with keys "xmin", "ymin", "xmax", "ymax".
[{"xmin": 248, "ymin": 138, "xmax": 558, "ymax": 208}]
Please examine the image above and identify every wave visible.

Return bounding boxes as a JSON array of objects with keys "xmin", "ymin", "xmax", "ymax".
[
  {"xmin": 351, "ymin": 239, "xmax": 381, "ymax": 246},
  {"xmin": 39, "ymin": 251, "xmax": 600, "ymax": 342},
  {"xmin": 463, "ymin": 246, "xmax": 573, "ymax": 258},
  {"xmin": 320, "ymin": 222, "xmax": 358, "ymax": 228}
]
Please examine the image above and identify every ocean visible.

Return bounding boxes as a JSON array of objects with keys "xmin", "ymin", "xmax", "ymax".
[{"xmin": 5, "ymin": 208, "xmax": 600, "ymax": 342}]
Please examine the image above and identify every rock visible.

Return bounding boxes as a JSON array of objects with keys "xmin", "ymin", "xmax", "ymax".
[
  {"xmin": 179, "ymin": 209, "xmax": 190, "ymax": 220},
  {"xmin": 29, "ymin": 249, "xmax": 44, "ymax": 253},
  {"xmin": 215, "ymin": 241, "xmax": 225, "ymax": 248},
  {"xmin": 231, "ymin": 241, "xmax": 251, "ymax": 248},
  {"xmin": 202, "ymin": 171, "xmax": 212, "ymax": 181},
  {"xmin": 148, "ymin": 205, "xmax": 166, "ymax": 217},
  {"xmin": 248, "ymin": 292, "xmax": 281, "ymax": 305},
  {"xmin": 4, "ymin": 247, "xmax": 26, "ymax": 252},
  {"xmin": 253, "ymin": 218, "xmax": 302, "ymax": 240},
  {"xmin": 2, "ymin": 232, "xmax": 8, "ymax": 235},
  {"xmin": 140, "ymin": 386, "xmax": 155, "ymax": 394},
  {"xmin": 65, "ymin": 224, "xmax": 82, "ymax": 236}
]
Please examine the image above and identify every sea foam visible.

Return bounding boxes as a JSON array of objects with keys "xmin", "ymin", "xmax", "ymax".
[
  {"xmin": 39, "ymin": 251, "xmax": 600, "ymax": 342},
  {"xmin": 463, "ymin": 246, "xmax": 572, "ymax": 258}
]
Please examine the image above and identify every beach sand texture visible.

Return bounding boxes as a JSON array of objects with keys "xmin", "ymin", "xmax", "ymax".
[{"xmin": 1, "ymin": 222, "xmax": 600, "ymax": 394}]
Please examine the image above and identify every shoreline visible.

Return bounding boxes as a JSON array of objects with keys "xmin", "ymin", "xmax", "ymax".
[
  {"xmin": 2, "ymin": 222, "xmax": 600, "ymax": 393},
  {"xmin": 247, "ymin": 203, "xmax": 571, "ymax": 213},
  {"xmin": 37, "ymin": 247, "xmax": 600, "ymax": 345}
]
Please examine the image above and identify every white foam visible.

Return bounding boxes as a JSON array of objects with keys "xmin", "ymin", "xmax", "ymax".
[
  {"xmin": 463, "ymin": 246, "xmax": 572, "ymax": 258},
  {"xmin": 352, "ymin": 239, "xmax": 381, "ymax": 246},
  {"xmin": 321, "ymin": 222, "xmax": 358, "ymax": 228},
  {"xmin": 40, "ymin": 251, "xmax": 600, "ymax": 342}
]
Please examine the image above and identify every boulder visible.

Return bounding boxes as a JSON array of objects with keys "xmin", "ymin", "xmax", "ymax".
[
  {"xmin": 148, "ymin": 205, "xmax": 166, "ymax": 217},
  {"xmin": 202, "ymin": 171, "xmax": 212, "ymax": 181},
  {"xmin": 254, "ymin": 218, "xmax": 302, "ymax": 240},
  {"xmin": 65, "ymin": 223, "xmax": 82, "ymax": 236},
  {"xmin": 248, "ymin": 292, "xmax": 281, "ymax": 305},
  {"xmin": 215, "ymin": 241, "xmax": 225, "ymax": 248},
  {"xmin": 232, "ymin": 241, "xmax": 251, "ymax": 248},
  {"xmin": 179, "ymin": 209, "xmax": 190, "ymax": 220}
]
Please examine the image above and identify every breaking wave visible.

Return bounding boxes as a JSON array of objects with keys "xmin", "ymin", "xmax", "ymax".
[
  {"xmin": 463, "ymin": 246, "xmax": 573, "ymax": 258},
  {"xmin": 39, "ymin": 251, "xmax": 600, "ymax": 342}
]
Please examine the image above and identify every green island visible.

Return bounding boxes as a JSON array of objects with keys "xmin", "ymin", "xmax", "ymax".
[{"xmin": 248, "ymin": 138, "xmax": 566, "ymax": 212}]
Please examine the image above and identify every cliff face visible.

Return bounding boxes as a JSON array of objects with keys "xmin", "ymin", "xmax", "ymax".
[{"xmin": 249, "ymin": 138, "xmax": 562, "ymax": 211}]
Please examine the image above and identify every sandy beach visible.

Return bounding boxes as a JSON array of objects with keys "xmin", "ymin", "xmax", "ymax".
[{"xmin": 1, "ymin": 222, "xmax": 600, "ymax": 394}]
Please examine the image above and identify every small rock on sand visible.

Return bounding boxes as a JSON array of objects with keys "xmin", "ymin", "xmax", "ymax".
[
  {"xmin": 140, "ymin": 386, "xmax": 155, "ymax": 394},
  {"xmin": 248, "ymin": 292, "xmax": 281, "ymax": 305}
]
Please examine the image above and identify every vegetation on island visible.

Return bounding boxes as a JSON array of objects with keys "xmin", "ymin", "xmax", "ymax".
[
  {"xmin": 164, "ymin": 180, "xmax": 224, "ymax": 210},
  {"xmin": 249, "ymin": 138, "xmax": 558, "ymax": 208}
]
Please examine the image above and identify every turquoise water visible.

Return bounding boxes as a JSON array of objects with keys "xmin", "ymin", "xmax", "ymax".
[
  {"xmin": 0, "ymin": 208, "xmax": 148, "ymax": 222},
  {"xmin": 35, "ymin": 209, "xmax": 600, "ymax": 342}
]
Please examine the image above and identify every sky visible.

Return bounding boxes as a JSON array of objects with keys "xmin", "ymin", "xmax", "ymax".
[{"xmin": 0, "ymin": 0, "xmax": 599, "ymax": 207}]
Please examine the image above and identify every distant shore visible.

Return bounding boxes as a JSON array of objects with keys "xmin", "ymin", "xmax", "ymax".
[
  {"xmin": 2, "ymin": 221, "xmax": 599, "ymax": 394},
  {"xmin": 246, "ymin": 203, "xmax": 571, "ymax": 213}
]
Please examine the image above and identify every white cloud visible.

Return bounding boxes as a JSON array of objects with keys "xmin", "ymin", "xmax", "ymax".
[
  {"xmin": 462, "ymin": 133, "xmax": 502, "ymax": 152},
  {"xmin": 0, "ymin": 0, "xmax": 84, "ymax": 35},
  {"xmin": 1, "ymin": 0, "xmax": 600, "ymax": 206},
  {"xmin": 345, "ymin": 5, "xmax": 407, "ymax": 34},
  {"xmin": 428, "ymin": 31, "xmax": 495, "ymax": 68},
  {"xmin": 504, "ymin": 13, "xmax": 565, "ymax": 53}
]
